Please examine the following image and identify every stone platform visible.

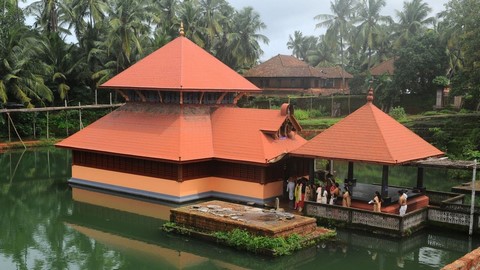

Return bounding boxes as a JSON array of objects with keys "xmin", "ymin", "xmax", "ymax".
[{"xmin": 170, "ymin": 200, "xmax": 319, "ymax": 238}]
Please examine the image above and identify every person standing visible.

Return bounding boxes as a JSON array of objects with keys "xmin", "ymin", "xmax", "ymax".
[
  {"xmin": 369, "ymin": 191, "xmax": 382, "ymax": 212},
  {"xmin": 316, "ymin": 185, "xmax": 328, "ymax": 204},
  {"xmin": 342, "ymin": 185, "xmax": 352, "ymax": 207},
  {"xmin": 286, "ymin": 176, "xmax": 296, "ymax": 209},
  {"xmin": 398, "ymin": 190, "xmax": 408, "ymax": 216},
  {"xmin": 329, "ymin": 183, "xmax": 340, "ymax": 205},
  {"xmin": 298, "ymin": 177, "xmax": 308, "ymax": 212},
  {"xmin": 294, "ymin": 178, "xmax": 302, "ymax": 210}
]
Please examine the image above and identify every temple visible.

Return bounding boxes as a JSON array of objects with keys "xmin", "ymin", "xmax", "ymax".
[{"xmin": 56, "ymin": 32, "xmax": 308, "ymax": 204}]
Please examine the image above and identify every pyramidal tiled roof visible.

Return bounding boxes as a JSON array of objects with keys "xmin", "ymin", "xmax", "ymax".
[
  {"xmin": 317, "ymin": 66, "xmax": 353, "ymax": 79},
  {"xmin": 370, "ymin": 58, "xmax": 395, "ymax": 76},
  {"xmin": 291, "ymin": 90, "xmax": 444, "ymax": 165},
  {"xmin": 243, "ymin": 54, "xmax": 319, "ymax": 77},
  {"xmin": 244, "ymin": 54, "xmax": 352, "ymax": 79},
  {"xmin": 56, "ymin": 103, "xmax": 306, "ymax": 163},
  {"xmin": 100, "ymin": 36, "xmax": 259, "ymax": 92}
]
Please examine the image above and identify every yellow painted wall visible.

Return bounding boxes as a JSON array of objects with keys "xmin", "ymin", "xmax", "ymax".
[{"xmin": 72, "ymin": 165, "xmax": 283, "ymax": 201}]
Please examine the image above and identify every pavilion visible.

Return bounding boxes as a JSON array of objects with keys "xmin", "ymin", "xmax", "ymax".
[
  {"xmin": 291, "ymin": 88, "xmax": 444, "ymax": 213},
  {"xmin": 56, "ymin": 30, "xmax": 309, "ymax": 204}
]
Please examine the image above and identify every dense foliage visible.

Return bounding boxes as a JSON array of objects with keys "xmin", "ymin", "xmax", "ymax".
[
  {"xmin": 0, "ymin": 0, "xmax": 269, "ymax": 108},
  {"xmin": 288, "ymin": 0, "xmax": 479, "ymax": 111}
]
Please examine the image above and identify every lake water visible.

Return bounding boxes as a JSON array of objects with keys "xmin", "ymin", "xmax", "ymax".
[{"xmin": 0, "ymin": 147, "xmax": 477, "ymax": 270}]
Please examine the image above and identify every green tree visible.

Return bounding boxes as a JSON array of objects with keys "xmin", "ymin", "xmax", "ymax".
[
  {"xmin": 287, "ymin": 31, "xmax": 318, "ymax": 61},
  {"xmin": 393, "ymin": 30, "xmax": 448, "ymax": 103},
  {"xmin": 393, "ymin": 0, "xmax": 435, "ymax": 49},
  {"xmin": 305, "ymin": 35, "xmax": 337, "ymax": 67},
  {"xmin": 92, "ymin": 0, "xmax": 151, "ymax": 86},
  {"xmin": 198, "ymin": 0, "xmax": 228, "ymax": 52},
  {"xmin": 0, "ymin": 5, "xmax": 53, "ymax": 107},
  {"xmin": 25, "ymin": 0, "xmax": 71, "ymax": 35},
  {"xmin": 440, "ymin": 0, "xmax": 480, "ymax": 111},
  {"xmin": 222, "ymin": 7, "xmax": 269, "ymax": 72},
  {"xmin": 354, "ymin": 0, "xmax": 392, "ymax": 69},
  {"xmin": 315, "ymin": 0, "xmax": 356, "ymax": 89}
]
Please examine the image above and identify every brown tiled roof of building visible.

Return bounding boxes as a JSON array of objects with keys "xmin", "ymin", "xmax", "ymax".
[
  {"xmin": 316, "ymin": 66, "xmax": 353, "ymax": 79},
  {"xmin": 244, "ymin": 54, "xmax": 352, "ymax": 79},
  {"xmin": 370, "ymin": 58, "xmax": 395, "ymax": 76},
  {"xmin": 100, "ymin": 36, "xmax": 259, "ymax": 92},
  {"xmin": 291, "ymin": 90, "xmax": 443, "ymax": 165},
  {"xmin": 57, "ymin": 103, "xmax": 306, "ymax": 164}
]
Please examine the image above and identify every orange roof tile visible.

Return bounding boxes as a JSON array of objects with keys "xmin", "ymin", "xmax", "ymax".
[
  {"xmin": 291, "ymin": 92, "xmax": 443, "ymax": 165},
  {"xmin": 56, "ymin": 103, "xmax": 306, "ymax": 164},
  {"xmin": 244, "ymin": 54, "xmax": 352, "ymax": 79},
  {"xmin": 100, "ymin": 36, "xmax": 259, "ymax": 92}
]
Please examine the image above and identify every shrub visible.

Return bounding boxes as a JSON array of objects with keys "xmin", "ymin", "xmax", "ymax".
[
  {"xmin": 294, "ymin": 109, "xmax": 309, "ymax": 120},
  {"xmin": 308, "ymin": 108, "xmax": 327, "ymax": 118},
  {"xmin": 389, "ymin": 106, "xmax": 407, "ymax": 121},
  {"xmin": 212, "ymin": 228, "xmax": 307, "ymax": 256}
]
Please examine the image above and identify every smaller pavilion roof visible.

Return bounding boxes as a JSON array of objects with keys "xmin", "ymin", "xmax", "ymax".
[
  {"xmin": 243, "ymin": 54, "xmax": 352, "ymax": 79},
  {"xmin": 291, "ymin": 89, "xmax": 444, "ymax": 165},
  {"xmin": 100, "ymin": 36, "xmax": 259, "ymax": 93}
]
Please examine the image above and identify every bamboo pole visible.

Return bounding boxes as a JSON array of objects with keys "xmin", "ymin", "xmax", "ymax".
[
  {"xmin": 47, "ymin": 111, "xmax": 49, "ymax": 140},
  {"xmin": 0, "ymin": 103, "xmax": 123, "ymax": 113},
  {"xmin": 6, "ymin": 112, "xmax": 26, "ymax": 149}
]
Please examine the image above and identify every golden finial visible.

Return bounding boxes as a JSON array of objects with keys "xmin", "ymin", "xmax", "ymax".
[
  {"xmin": 367, "ymin": 87, "xmax": 374, "ymax": 103},
  {"xmin": 179, "ymin": 22, "xmax": 185, "ymax": 36},
  {"xmin": 366, "ymin": 79, "xmax": 374, "ymax": 103}
]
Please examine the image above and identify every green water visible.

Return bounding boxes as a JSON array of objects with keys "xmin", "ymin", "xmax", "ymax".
[{"xmin": 0, "ymin": 148, "xmax": 478, "ymax": 270}]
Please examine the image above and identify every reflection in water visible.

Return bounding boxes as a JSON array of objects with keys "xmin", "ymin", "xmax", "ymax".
[{"xmin": 0, "ymin": 148, "xmax": 476, "ymax": 270}]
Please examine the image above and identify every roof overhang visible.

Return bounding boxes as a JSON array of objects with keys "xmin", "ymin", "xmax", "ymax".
[{"xmin": 407, "ymin": 157, "xmax": 478, "ymax": 170}]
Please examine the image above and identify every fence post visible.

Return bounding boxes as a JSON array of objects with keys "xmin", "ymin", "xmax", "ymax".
[
  {"xmin": 7, "ymin": 113, "xmax": 11, "ymax": 142},
  {"xmin": 469, "ymin": 159, "xmax": 477, "ymax": 235},
  {"xmin": 46, "ymin": 111, "xmax": 49, "ymax": 140}
]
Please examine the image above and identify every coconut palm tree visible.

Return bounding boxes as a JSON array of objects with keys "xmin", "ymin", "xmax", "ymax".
[
  {"xmin": 223, "ymin": 7, "xmax": 269, "ymax": 72},
  {"xmin": 306, "ymin": 35, "xmax": 337, "ymax": 67},
  {"xmin": 25, "ymin": 0, "xmax": 71, "ymax": 35},
  {"xmin": 393, "ymin": 0, "xmax": 435, "ymax": 48},
  {"xmin": 102, "ymin": 0, "xmax": 150, "ymax": 72},
  {"xmin": 0, "ymin": 28, "xmax": 53, "ymax": 107},
  {"xmin": 287, "ymin": 31, "xmax": 318, "ymax": 61},
  {"xmin": 354, "ymin": 0, "xmax": 392, "ymax": 69},
  {"xmin": 178, "ymin": 0, "xmax": 205, "ymax": 47},
  {"xmin": 91, "ymin": 0, "xmax": 151, "ymax": 90},
  {"xmin": 198, "ymin": 0, "xmax": 228, "ymax": 51},
  {"xmin": 315, "ymin": 0, "xmax": 356, "ymax": 89}
]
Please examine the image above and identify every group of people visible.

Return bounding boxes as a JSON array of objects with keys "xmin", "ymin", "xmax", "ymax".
[
  {"xmin": 287, "ymin": 174, "xmax": 353, "ymax": 211},
  {"xmin": 286, "ymin": 176, "xmax": 311, "ymax": 212},
  {"xmin": 287, "ymin": 174, "xmax": 409, "ymax": 216},
  {"xmin": 316, "ymin": 182, "xmax": 352, "ymax": 207}
]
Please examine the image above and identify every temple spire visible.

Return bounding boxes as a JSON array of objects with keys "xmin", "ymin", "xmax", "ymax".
[
  {"xmin": 179, "ymin": 22, "xmax": 185, "ymax": 36},
  {"xmin": 367, "ymin": 87, "xmax": 374, "ymax": 103},
  {"xmin": 367, "ymin": 79, "xmax": 374, "ymax": 103}
]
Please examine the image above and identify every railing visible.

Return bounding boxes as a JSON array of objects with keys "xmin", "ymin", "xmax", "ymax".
[
  {"xmin": 304, "ymin": 201, "xmax": 428, "ymax": 237},
  {"xmin": 305, "ymin": 190, "xmax": 480, "ymax": 237},
  {"xmin": 427, "ymin": 205, "xmax": 480, "ymax": 231},
  {"xmin": 426, "ymin": 190, "xmax": 464, "ymax": 206}
]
